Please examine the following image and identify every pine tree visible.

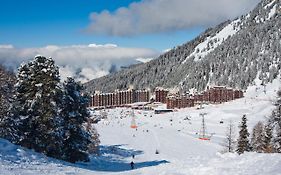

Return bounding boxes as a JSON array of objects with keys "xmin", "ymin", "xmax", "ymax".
[
  {"xmin": 86, "ymin": 119, "xmax": 100, "ymax": 155},
  {"xmin": 236, "ymin": 114, "xmax": 250, "ymax": 154},
  {"xmin": 251, "ymin": 121, "xmax": 265, "ymax": 153},
  {"xmin": 263, "ymin": 121, "xmax": 274, "ymax": 153},
  {"xmin": 274, "ymin": 124, "xmax": 281, "ymax": 153},
  {"xmin": 270, "ymin": 91, "xmax": 281, "ymax": 152},
  {"xmin": 0, "ymin": 66, "xmax": 15, "ymax": 120},
  {"xmin": 0, "ymin": 56, "xmax": 100, "ymax": 163},
  {"xmin": 1, "ymin": 56, "xmax": 64, "ymax": 159},
  {"xmin": 275, "ymin": 104, "xmax": 281, "ymax": 152},
  {"xmin": 61, "ymin": 77, "xmax": 99, "ymax": 162},
  {"xmin": 222, "ymin": 120, "xmax": 236, "ymax": 153}
]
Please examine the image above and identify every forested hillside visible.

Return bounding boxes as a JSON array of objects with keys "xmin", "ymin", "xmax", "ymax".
[{"xmin": 85, "ymin": 0, "xmax": 281, "ymax": 93}]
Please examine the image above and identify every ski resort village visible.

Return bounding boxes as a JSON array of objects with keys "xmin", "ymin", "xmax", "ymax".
[
  {"xmin": 88, "ymin": 86, "xmax": 243, "ymax": 110},
  {"xmin": 0, "ymin": 0, "xmax": 281, "ymax": 174}
]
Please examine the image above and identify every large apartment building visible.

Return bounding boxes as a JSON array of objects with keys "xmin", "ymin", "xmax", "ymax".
[{"xmin": 90, "ymin": 89, "xmax": 150, "ymax": 108}]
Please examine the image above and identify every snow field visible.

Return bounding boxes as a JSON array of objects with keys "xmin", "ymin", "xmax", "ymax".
[{"xmin": 0, "ymin": 78, "xmax": 281, "ymax": 174}]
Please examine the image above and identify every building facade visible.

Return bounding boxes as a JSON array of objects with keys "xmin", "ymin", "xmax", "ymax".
[
  {"xmin": 166, "ymin": 94, "xmax": 195, "ymax": 109},
  {"xmin": 90, "ymin": 86, "xmax": 243, "ymax": 110},
  {"xmin": 194, "ymin": 86, "xmax": 243, "ymax": 104},
  {"xmin": 155, "ymin": 87, "xmax": 169, "ymax": 103},
  {"xmin": 90, "ymin": 89, "xmax": 150, "ymax": 108}
]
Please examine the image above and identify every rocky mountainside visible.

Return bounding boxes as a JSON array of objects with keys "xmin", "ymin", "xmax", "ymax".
[{"xmin": 85, "ymin": 0, "xmax": 281, "ymax": 93}]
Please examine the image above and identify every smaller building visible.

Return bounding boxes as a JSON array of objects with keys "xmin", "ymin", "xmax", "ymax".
[
  {"xmin": 166, "ymin": 94, "xmax": 195, "ymax": 109},
  {"xmin": 234, "ymin": 89, "xmax": 244, "ymax": 99},
  {"xmin": 196, "ymin": 86, "xmax": 244, "ymax": 104},
  {"xmin": 154, "ymin": 109, "xmax": 173, "ymax": 114},
  {"xmin": 155, "ymin": 87, "xmax": 169, "ymax": 103},
  {"xmin": 136, "ymin": 89, "xmax": 150, "ymax": 102}
]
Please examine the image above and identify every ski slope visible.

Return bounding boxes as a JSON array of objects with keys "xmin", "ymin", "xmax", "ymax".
[{"xmin": 1, "ymin": 79, "xmax": 281, "ymax": 175}]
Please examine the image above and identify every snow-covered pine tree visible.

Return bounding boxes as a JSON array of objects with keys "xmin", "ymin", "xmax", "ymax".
[
  {"xmin": 273, "ymin": 109, "xmax": 281, "ymax": 153},
  {"xmin": 222, "ymin": 120, "xmax": 236, "ymax": 153},
  {"xmin": 61, "ymin": 77, "xmax": 99, "ymax": 162},
  {"xmin": 0, "ymin": 63, "xmax": 33, "ymax": 143},
  {"xmin": 236, "ymin": 114, "xmax": 250, "ymax": 154},
  {"xmin": 275, "ymin": 91, "xmax": 281, "ymax": 152},
  {"xmin": 269, "ymin": 90, "xmax": 281, "ymax": 152},
  {"xmin": 274, "ymin": 119, "xmax": 281, "ymax": 152},
  {"xmin": 1, "ymin": 56, "xmax": 64, "ymax": 159},
  {"xmin": 85, "ymin": 119, "xmax": 100, "ymax": 155},
  {"xmin": 263, "ymin": 121, "xmax": 274, "ymax": 153},
  {"xmin": 251, "ymin": 121, "xmax": 265, "ymax": 153},
  {"xmin": 0, "ymin": 66, "xmax": 15, "ymax": 120}
]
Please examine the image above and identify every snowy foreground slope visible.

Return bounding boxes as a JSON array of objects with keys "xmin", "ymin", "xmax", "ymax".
[{"xmin": 1, "ymin": 79, "xmax": 281, "ymax": 175}]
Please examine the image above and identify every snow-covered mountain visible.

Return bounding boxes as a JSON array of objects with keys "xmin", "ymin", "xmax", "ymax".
[{"xmin": 85, "ymin": 0, "xmax": 281, "ymax": 93}]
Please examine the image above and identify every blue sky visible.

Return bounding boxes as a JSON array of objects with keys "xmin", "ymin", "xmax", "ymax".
[
  {"xmin": 0, "ymin": 0, "xmax": 260, "ymax": 51},
  {"xmin": 0, "ymin": 0, "xmax": 260, "ymax": 82},
  {"xmin": 0, "ymin": 0, "xmax": 204, "ymax": 51}
]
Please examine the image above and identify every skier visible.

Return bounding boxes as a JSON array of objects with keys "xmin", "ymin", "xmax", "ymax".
[
  {"xmin": 155, "ymin": 149, "xmax": 159, "ymax": 154},
  {"xmin": 130, "ymin": 161, "xmax": 135, "ymax": 169}
]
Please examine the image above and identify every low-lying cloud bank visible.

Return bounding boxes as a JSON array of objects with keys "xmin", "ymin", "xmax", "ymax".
[
  {"xmin": 0, "ymin": 44, "xmax": 159, "ymax": 83},
  {"xmin": 87, "ymin": 0, "xmax": 260, "ymax": 36}
]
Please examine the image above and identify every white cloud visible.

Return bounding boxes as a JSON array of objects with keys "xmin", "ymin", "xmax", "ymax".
[
  {"xmin": 136, "ymin": 57, "xmax": 154, "ymax": 63},
  {"xmin": 0, "ymin": 44, "xmax": 159, "ymax": 83},
  {"xmin": 0, "ymin": 45, "xmax": 14, "ymax": 49},
  {"xmin": 87, "ymin": 0, "xmax": 260, "ymax": 36}
]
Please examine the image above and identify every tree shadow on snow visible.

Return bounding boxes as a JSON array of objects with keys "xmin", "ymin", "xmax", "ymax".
[
  {"xmin": 75, "ymin": 144, "xmax": 169, "ymax": 172},
  {"xmin": 0, "ymin": 140, "xmax": 168, "ymax": 173}
]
